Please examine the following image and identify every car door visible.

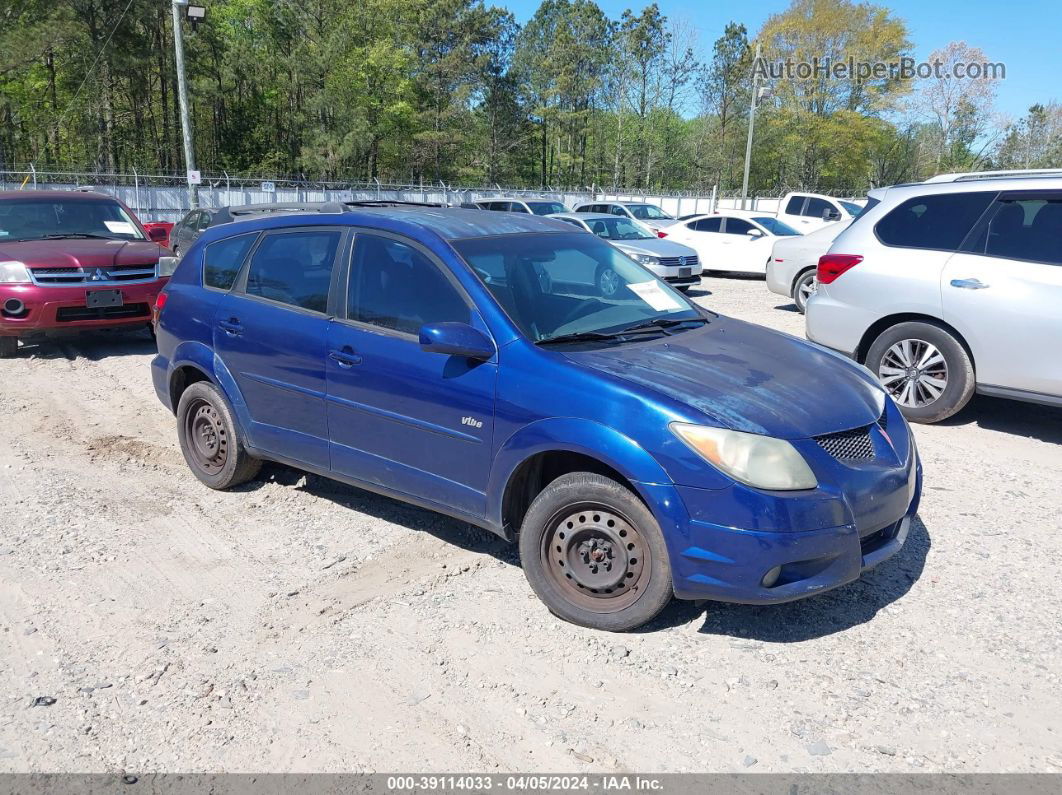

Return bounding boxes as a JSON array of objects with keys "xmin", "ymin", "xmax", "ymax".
[
  {"xmin": 212, "ymin": 226, "xmax": 345, "ymax": 469},
  {"xmin": 666, "ymin": 217, "xmax": 725, "ymax": 269},
  {"xmin": 721, "ymin": 217, "xmax": 773, "ymax": 273},
  {"xmin": 325, "ymin": 230, "xmax": 498, "ymax": 517},
  {"xmin": 801, "ymin": 196, "xmax": 839, "ymax": 230},
  {"xmin": 942, "ymin": 191, "xmax": 1062, "ymax": 396},
  {"xmin": 777, "ymin": 195, "xmax": 808, "ymax": 229}
]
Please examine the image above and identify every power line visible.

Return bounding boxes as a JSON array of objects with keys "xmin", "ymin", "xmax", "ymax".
[{"xmin": 53, "ymin": 0, "xmax": 137, "ymax": 136}]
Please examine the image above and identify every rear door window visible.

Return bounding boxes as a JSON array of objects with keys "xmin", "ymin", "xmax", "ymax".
[
  {"xmin": 723, "ymin": 218, "xmax": 754, "ymax": 235},
  {"xmin": 875, "ymin": 192, "xmax": 996, "ymax": 251},
  {"xmin": 691, "ymin": 217, "xmax": 722, "ymax": 232},
  {"xmin": 242, "ymin": 229, "xmax": 341, "ymax": 313}
]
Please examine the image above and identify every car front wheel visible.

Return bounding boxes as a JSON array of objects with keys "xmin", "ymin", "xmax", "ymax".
[
  {"xmin": 519, "ymin": 472, "xmax": 673, "ymax": 632},
  {"xmin": 176, "ymin": 380, "xmax": 262, "ymax": 489},
  {"xmin": 866, "ymin": 321, "xmax": 975, "ymax": 423}
]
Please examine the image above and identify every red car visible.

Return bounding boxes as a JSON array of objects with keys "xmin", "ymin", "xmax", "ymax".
[
  {"xmin": 0, "ymin": 190, "xmax": 175, "ymax": 357},
  {"xmin": 142, "ymin": 221, "xmax": 175, "ymax": 248}
]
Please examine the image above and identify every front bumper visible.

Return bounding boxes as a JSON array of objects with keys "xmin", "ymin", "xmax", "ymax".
[
  {"xmin": 0, "ymin": 280, "xmax": 165, "ymax": 336},
  {"xmin": 642, "ymin": 418, "xmax": 922, "ymax": 604}
]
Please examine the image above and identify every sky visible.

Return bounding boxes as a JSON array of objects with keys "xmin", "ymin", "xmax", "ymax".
[{"xmin": 503, "ymin": 0, "xmax": 1061, "ymax": 122}]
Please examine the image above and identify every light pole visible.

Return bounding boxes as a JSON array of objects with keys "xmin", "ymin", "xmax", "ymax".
[
  {"xmin": 171, "ymin": 0, "xmax": 203, "ymax": 208},
  {"xmin": 740, "ymin": 41, "xmax": 762, "ymax": 207}
]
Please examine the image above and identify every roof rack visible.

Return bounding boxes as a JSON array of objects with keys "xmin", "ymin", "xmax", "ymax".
[
  {"xmin": 225, "ymin": 201, "xmax": 349, "ymax": 216},
  {"xmin": 343, "ymin": 199, "xmax": 450, "ymax": 208},
  {"xmin": 924, "ymin": 168, "xmax": 1062, "ymax": 183}
]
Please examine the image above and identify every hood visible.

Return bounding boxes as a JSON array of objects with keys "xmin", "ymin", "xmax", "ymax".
[
  {"xmin": 612, "ymin": 238, "xmax": 698, "ymax": 259},
  {"xmin": 0, "ymin": 238, "xmax": 163, "ymax": 269},
  {"xmin": 566, "ymin": 316, "xmax": 884, "ymax": 439}
]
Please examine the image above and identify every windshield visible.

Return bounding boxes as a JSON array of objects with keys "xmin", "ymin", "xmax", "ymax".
[
  {"xmin": 583, "ymin": 217, "xmax": 655, "ymax": 241},
  {"xmin": 626, "ymin": 204, "xmax": 673, "ymax": 221},
  {"xmin": 752, "ymin": 217, "xmax": 800, "ymax": 236},
  {"xmin": 527, "ymin": 201, "xmax": 568, "ymax": 216},
  {"xmin": 453, "ymin": 232, "xmax": 700, "ymax": 343},
  {"xmin": 0, "ymin": 198, "xmax": 145, "ymax": 242},
  {"xmin": 839, "ymin": 200, "xmax": 863, "ymax": 216}
]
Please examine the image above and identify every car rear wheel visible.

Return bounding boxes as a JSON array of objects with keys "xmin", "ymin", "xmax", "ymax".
[
  {"xmin": 519, "ymin": 472, "xmax": 673, "ymax": 632},
  {"xmin": 792, "ymin": 270, "xmax": 816, "ymax": 313},
  {"xmin": 176, "ymin": 381, "xmax": 261, "ymax": 489},
  {"xmin": 866, "ymin": 321, "xmax": 974, "ymax": 424},
  {"xmin": 0, "ymin": 336, "xmax": 17, "ymax": 358}
]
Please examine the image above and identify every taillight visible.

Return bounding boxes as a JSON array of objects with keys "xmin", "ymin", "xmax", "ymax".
[
  {"xmin": 152, "ymin": 291, "xmax": 168, "ymax": 328},
  {"xmin": 657, "ymin": 231, "xmax": 668, "ymax": 238},
  {"xmin": 817, "ymin": 254, "xmax": 863, "ymax": 284}
]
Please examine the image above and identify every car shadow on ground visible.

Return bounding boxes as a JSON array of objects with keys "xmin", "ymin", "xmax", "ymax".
[
  {"xmin": 640, "ymin": 515, "xmax": 931, "ymax": 641},
  {"xmin": 246, "ymin": 463, "xmax": 519, "ymax": 566},
  {"xmin": 772, "ymin": 302, "xmax": 801, "ymax": 313},
  {"xmin": 10, "ymin": 328, "xmax": 156, "ymax": 361},
  {"xmin": 941, "ymin": 394, "xmax": 1062, "ymax": 445}
]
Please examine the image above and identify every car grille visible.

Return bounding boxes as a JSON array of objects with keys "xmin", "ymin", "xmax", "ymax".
[
  {"xmin": 658, "ymin": 255, "xmax": 699, "ymax": 268},
  {"xmin": 56, "ymin": 303, "xmax": 150, "ymax": 322},
  {"xmin": 30, "ymin": 264, "xmax": 158, "ymax": 286},
  {"xmin": 814, "ymin": 425, "xmax": 875, "ymax": 461}
]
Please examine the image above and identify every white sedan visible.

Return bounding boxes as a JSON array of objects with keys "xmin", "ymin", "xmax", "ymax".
[{"xmin": 661, "ymin": 212, "xmax": 802, "ymax": 275}]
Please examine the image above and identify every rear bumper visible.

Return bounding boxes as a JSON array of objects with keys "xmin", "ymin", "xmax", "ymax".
[
  {"xmin": 642, "ymin": 442, "xmax": 922, "ymax": 605},
  {"xmin": 804, "ymin": 290, "xmax": 872, "ymax": 358},
  {"xmin": 0, "ymin": 280, "xmax": 165, "ymax": 336},
  {"xmin": 765, "ymin": 260, "xmax": 795, "ymax": 297}
]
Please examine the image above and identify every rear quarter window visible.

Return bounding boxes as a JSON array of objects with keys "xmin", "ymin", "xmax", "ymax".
[
  {"xmin": 204, "ymin": 233, "xmax": 257, "ymax": 291},
  {"xmin": 875, "ymin": 192, "xmax": 996, "ymax": 251}
]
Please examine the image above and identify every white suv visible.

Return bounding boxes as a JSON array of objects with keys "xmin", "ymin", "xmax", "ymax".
[{"xmin": 806, "ymin": 170, "xmax": 1062, "ymax": 423}]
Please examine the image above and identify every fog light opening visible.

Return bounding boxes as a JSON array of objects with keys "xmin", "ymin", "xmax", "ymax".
[
  {"xmin": 761, "ymin": 565, "xmax": 782, "ymax": 588},
  {"xmin": 2, "ymin": 298, "xmax": 26, "ymax": 318}
]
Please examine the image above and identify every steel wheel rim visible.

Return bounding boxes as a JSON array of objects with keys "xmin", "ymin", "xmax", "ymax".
[
  {"xmin": 599, "ymin": 269, "xmax": 620, "ymax": 297},
  {"xmin": 186, "ymin": 398, "xmax": 228, "ymax": 474},
  {"xmin": 541, "ymin": 504, "xmax": 649, "ymax": 613},
  {"xmin": 878, "ymin": 338, "xmax": 948, "ymax": 408}
]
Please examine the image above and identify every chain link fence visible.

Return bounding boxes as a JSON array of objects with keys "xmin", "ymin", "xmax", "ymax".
[{"xmin": 0, "ymin": 167, "xmax": 827, "ymax": 222}]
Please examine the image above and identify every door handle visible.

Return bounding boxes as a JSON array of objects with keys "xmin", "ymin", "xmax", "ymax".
[
  {"xmin": 950, "ymin": 278, "xmax": 990, "ymax": 290},
  {"xmin": 329, "ymin": 347, "xmax": 362, "ymax": 368},
  {"xmin": 218, "ymin": 318, "xmax": 243, "ymax": 336}
]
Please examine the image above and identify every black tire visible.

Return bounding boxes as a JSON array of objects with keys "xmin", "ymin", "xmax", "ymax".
[
  {"xmin": 865, "ymin": 321, "xmax": 975, "ymax": 424},
  {"xmin": 792, "ymin": 269, "xmax": 816, "ymax": 314},
  {"xmin": 0, "ymin": 336, "xmax": 17, "ymax": 358},
  {"xmin": 176, "ymin": 380, "xmax": 261, "ymax": 489},
  {"xmin": 518, "ymin": 472, "xmax": 673, "ymax": 632},
  {"xmin": 676, "ymin": 285, "xmax": 692, "ymax": 293}
]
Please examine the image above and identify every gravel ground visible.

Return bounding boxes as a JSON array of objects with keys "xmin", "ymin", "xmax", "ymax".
[{"xmin": 1, "ymin": 274, "xmax": 1061, "ymax": 774}]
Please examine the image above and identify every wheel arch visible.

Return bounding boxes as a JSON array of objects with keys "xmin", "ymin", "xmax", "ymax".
[
  {"xmin": 488, "ymin": 419, "xmax": 672, "ymax": 542},
  {"xmin": 790, "ymin": 265, "xmax": 816, "ymax": 294},
  {"xmin": 856, "ymin": 313, "xmax": 976, "ymax": 373}
]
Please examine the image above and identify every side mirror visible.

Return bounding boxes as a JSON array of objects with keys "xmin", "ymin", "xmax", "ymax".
[
  {"xmin": 147, "ymin": 226, "xmax": 169, "ymax": 243},
  {"xmin": 419, "ymin": 322, "xmax": 495, "ymax": 360},
  {"xmin": 822, "ymin": 208, "xmax": 842, "ymax": 221},
  {"xmin": 746, "ymin": 229, "xmax": 765, "ymax": 238}
]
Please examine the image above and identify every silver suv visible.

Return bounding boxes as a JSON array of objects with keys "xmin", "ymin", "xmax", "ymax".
[{"xmin": 806, "ymin": 170, "xmax": 1062, "ymax": 423}]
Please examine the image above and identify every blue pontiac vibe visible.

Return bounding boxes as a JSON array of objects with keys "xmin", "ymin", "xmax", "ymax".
[{"xmin": 152, "ymin": 205, "xmax": 921, "ymax": 631}]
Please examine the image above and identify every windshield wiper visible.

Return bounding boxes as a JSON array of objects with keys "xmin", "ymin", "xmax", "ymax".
[
  {"xmin": 37, "ymin": 233, "xmax": 121, "ymax": 240},
  {"xmin": 616, "ymin": 316, "xmax": 709, "ymax": 335},
  {"xmin": 536, "ymin": 329, "xmax": 628, "ymax": 346}
]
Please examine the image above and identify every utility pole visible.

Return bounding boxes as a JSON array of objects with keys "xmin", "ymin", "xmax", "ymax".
[
  {"xmin": 740, "ymin": 41, "xmax": 762, "ymax": 207},
  {"xmin": 171, "ymin": 0, "xmax": 198, "ymax": 208}
]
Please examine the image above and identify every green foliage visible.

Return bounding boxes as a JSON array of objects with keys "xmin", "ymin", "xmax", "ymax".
[{"xmin": 0, "ymin": 0, "xmax": 1036, "ymax": 194}]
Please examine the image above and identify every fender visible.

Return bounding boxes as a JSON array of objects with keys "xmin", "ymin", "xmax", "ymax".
[
  {"xmin": 486, "ymin": 417, "xmax": 675, "ymax": 529},
  {"xmin": 168, "ymin": 340, "xmax": 252, "ymax": 439}
]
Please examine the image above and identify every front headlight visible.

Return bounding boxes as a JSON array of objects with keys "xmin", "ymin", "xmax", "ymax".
[
  {"xmin": 670, "ymin": 423, "xmax": 817, "ymax": 491},
  {"xmin": 0, "ymin": 261, "xmax": 31, "ymax": 284},
  {"xmin": 633, "ymin": 254, "xmax": 660, "ymax": 267},
  {"xmin": 156, "ymin": 256, "xmax": 179, "ymax": 278}
]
